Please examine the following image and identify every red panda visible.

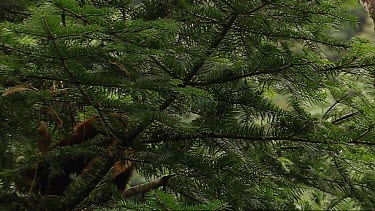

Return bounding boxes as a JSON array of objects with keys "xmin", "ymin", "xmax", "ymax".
[
  {"xmin": 36, "ymin": 121, "xmax": 52, "ymax": 155},
  {"xmin": 57, "ymin": 116, "xmax": 100, "ymax": 146},
  {"xmin": 23, "ymin": 115, "xmax": 133, "ymax": 197},
  {"xmin": 112, "ymin": 159, "xmax": 134, "ymax": 191}
]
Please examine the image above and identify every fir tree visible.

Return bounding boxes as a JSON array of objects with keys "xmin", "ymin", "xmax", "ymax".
[{"xmin": 1, "ymin": 0, "xmax": 375, "ymax": 210}]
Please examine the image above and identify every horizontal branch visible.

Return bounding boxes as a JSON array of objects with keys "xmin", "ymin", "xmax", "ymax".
[
  {"xmin": 217, "ymin": 134, "xmax": 375, "ymax": 146},
  {"xmin": 208, "ymin": 133, "xmax": 324, "ymax": 144},
  {"xmin": 123, "ymin": 174, "xmax": 175, "ymax": 198},
  {"xmin": 321, "ymin": 62, "xmax": 375, "ymax": 72},
  {"xmin": 22, "ymin": 74, "xmax": 128, "ymax": 88},
  {"xmin": 187, "ymin": 62, "xmax": 311, "ymax": 86}
]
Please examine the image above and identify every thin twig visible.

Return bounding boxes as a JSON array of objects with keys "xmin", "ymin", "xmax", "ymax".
[
  {"xmin": 321, "ymin": 91, "xmax": 353, "ymax": 120},
  {"xmin": 351, "ymin": 123, "xmax": 375, "ymax": 144},
  {"xmin": 331, "ymin": 112, "xmax": 359, "ymax": 124}
]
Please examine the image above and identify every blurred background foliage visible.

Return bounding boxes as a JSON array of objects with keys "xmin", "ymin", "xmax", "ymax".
[{"xmin": 269, "ymin": 4, "xmax": 375, "ymax": 117}]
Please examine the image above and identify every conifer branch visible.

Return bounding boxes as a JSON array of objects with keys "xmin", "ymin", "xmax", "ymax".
[
  {"xmin": 206, "ymin": 133, "xmax": 325, "ymax": 144},
  {"xmin": 0, "ymin": 8, "xmax": 30, "ymax": 17},
  {"xmin": 41, "ymin": 17, "xmax": 121, "ymax": 142},
  {"xmin": 0, "ymin": 44, "xmax": 60, "ymax": 59},
  {"xmin": 218, "ymin": 0, "xmax": 236, "ymax": 11},
  {"xmin": 321, "ymin": 91, "xmax": 353, "ymax": 120},
  {"xmin": 183, "ymin": 13, "xmax": 238, "ymax": 84},
  {"xmin": 49, "ymin": 1, "xmax": 87, "ymax": 24},
  {"xmin": 21, "ymin": 74, "xmax": 128, "ymax": 88},
  {"xmin": 331, "ymin": 112, "xmax": 359, "ymax": 124},
  {"xmin": 321, "ymin": 62, "xmax": 375, "ymax": 72},
  {"xmin": 3, "ymin": 1, "xmax": 375, "ymax": 209},
  {"xmin": 331, "ymin": 156, "xmax": 359, "ymax": 196},
  {"xmin": 128, "ymin": 7, "xmax": 243, "ymax": 143},
  {"xmin": 122, "ymin": 174, "xmax": 175, "ymax": 197},
  {"xmin": 188, "ymin": 62, "xmax": 311, "ymax": 86},
  {"xmin": 149, "ymin": 56, "xmax": 181, "ymax": 79},
  {"xmin": 204, "ymin": 133, "xmax": 375, "ymax": 146},
  {"xmin": 351, "ymin": 123, "xmax": 375, "ymax": 144}
]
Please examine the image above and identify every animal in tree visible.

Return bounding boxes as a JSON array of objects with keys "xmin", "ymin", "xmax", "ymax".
[
  {"xmin": 22, "ymin": 116, "xmax": 133, "ymax": 197},
  {"xmin": 360, "ymin": 0, "xmax": 375, "ymax": 27}
]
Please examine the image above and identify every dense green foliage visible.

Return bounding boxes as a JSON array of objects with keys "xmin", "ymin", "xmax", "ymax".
[{"xmin": 1, "ymin": 0, "xmax": 375, "ymax": 210}]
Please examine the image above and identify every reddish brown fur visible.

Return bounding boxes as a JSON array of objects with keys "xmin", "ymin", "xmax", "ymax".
[
  {"xmin": 28, "ymin": 116, "xmax": 133, "ymax": 197},
  {"xmin": 112, "ymin": 160, "xmax": 134, "ymax": 191},
  {"xmin": 36, "ymin": 121, "xmax": 52, "ymax": 154},
  {"xmin": 57, "ymin": 117, "xmax": 100, "ymax": 146}
]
